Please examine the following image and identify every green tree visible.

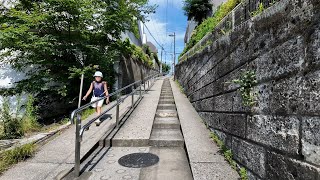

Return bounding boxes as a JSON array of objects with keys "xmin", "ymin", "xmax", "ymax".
[
  {"xmin": 183, "ymin": 0, "xmax": 213, "ymax": 24},
  {"xmin": 162, "ymin": 63, "xmax": 171, "ymax": 73},
  {"xmin": 0, "ymin": 0, "xmax": 154, "ymax": 104}
]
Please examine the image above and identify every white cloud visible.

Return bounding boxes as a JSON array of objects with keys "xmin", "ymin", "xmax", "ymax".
[
  {"xmin": 145, "ymin": 16, "xmax": 184, "ymax": 45},
  {"xmin": 144, "ymin": 0, "xmax": 186, "ymax": 64}
]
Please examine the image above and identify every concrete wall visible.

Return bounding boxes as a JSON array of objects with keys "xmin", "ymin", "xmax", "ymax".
[
  {"xmin": 0, "ymin": 62, "xmax": 28, "ymax": 116},
  {"xmin": 115, "ymin": 56, "xmax": 159, "ymax": 91},
  {"xmin": 176, "ymin": 0, "xmax": 320, "ymax": 179}
]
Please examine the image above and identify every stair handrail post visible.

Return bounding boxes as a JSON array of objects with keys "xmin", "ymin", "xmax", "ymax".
[
  {"xmin": 116, "ymin": 89, "xmax": 120, "ymax": 126},
  {"xmin": 131, "ymin": 86, "xmax": 134, "ymax": 108},
  {"xmin": 139, "ymin": 82, "xmax": 142, "ymax": 99},
  {"xmin": 74, "ymin": 113, "xmax": 81, "ymax": 177}
]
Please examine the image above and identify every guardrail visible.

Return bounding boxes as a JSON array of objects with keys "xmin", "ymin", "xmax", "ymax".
[
  {"xmin": 70, "ymin": 73, "xmax": 161, "ymax": 176},
  {"xmin": 179, "ymin": 0, "xmax": 281, "ymax": 62}
]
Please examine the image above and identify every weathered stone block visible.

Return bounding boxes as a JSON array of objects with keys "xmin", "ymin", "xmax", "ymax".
[
  {"xmin": 210, "ymin": 128, "xmax": 233, "ymax": 149},
  {"xmin": 253, "ymin": 73, "xmax": 320, "ymax": 116},
  {"xmin": 199, "ymin": 112, "xmax": 246, "ymax": 138},
  {"xmin": 266, "ymin": 151, "xmax": 320, "ymax": 180},
  {"xmin": 302, "ymin": 117, "xmax": 320, "ymax": 166},
  {"xmin": 247, "ymin": 170, "xmax": 262, "ymax": 180},
  {"xmin": 247, "ymin": 115, "xmax": 300, "ymax": 154},
  {"xmin": 253, "ymin": 36, "xmax": 305, "ymax": 82},
  {"xmin": 231, "ymin": 137, "xmax": 266, "ymax": 178}
]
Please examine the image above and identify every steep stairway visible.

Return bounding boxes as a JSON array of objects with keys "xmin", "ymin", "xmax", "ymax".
[{"xmin": 149, "ymin": 79, "xmax": 184, "ymax": 147}]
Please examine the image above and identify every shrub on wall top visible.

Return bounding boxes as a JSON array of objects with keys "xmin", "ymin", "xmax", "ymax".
[{"xmin": 180, "ymin": 0, "xmax": 241, "ymax": 59}]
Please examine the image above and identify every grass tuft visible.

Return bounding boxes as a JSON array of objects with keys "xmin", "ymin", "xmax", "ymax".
[
  {"xmin": 81, "ymin": 108, "xmax": 96, "ymax": 120},
  {"xmin": 175, "ymin": 80, "xmax": 184, "ymax": 93},
  {"xmin": 209, "ymin": 132, "xmax": 248, "ymax": 179},
  {"xmin": 0, "ymin": 143, "xmax": 36, "ymax": 174}
]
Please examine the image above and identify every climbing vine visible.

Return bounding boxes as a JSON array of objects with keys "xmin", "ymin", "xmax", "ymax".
[{"xmin": 232, "ymin": 70, "xmax": 257, "ymax": 107}]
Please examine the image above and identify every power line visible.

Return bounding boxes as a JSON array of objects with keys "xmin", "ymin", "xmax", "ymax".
[
  {"xmin": 166, "ymin": 0, "xmax": 168, "ymax": 35},
  {"xmin": 143, "ymin": 23, "xmax": 167, "ymax": 52}
]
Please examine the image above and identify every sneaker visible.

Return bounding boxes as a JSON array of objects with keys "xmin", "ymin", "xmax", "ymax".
[{"xmin": 95, "ymin": 119, "xmax": 101, "ymax": 126}]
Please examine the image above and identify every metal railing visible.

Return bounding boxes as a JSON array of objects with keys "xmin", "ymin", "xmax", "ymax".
[
  {"xmin": 70, "ymin": 73, "xmax": 160, "ymax": 176},
  {"xmin": 179, "ymin": 0, "xmax": 281, "ymax": 62}
]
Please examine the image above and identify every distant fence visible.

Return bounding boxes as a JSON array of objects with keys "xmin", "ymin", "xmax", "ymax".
[{"xmin": 179, "ymin": 0, "xmax": 281, "ymax": 62}]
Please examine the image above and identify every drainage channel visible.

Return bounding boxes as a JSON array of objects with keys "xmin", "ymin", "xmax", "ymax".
[{"xmin": 138, "ymin": 78, "xmax": 193, "ymax": 180}]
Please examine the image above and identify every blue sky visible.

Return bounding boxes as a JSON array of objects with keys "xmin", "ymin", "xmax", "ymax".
[{"xmin": 145, "ymin": 0, "xmax": 187, "ymax": 66}]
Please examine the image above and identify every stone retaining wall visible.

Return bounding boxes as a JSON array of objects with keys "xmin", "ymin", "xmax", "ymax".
[
  {"xmin": 116, "ymin": 56, "xmax": 159, "ymax": 91},
  {"xmin": 175, "ymin": 0, "xmax": 320, "ymax": 179}
]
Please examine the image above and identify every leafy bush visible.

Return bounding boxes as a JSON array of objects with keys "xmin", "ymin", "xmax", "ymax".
[
  {"xmin": 162, "ymin": 63, "xmax": 171, "ymax": 73},
  {"xmin": 232, "ymin": 70, "xmax": 257, "ymax": 107},
  {"xmin": 0, "ymin": 95, "xmax": 40, "ymax": 139},
  {"xmin": 122, "ymin": 39, "xmax": 154, "ymax": 67},
  {"xmin": 180, "ymin": 0, "xmax": 241, "ymax": 58},
  {"xmin": 21, "ymin": 95, "xmax": 40, "ymax": 134},
  {"xmin": 0, "ymin": 0, "xmax": 154, "ymax": 110},
  {"xmin": 0, "ymin": 98, "xmax": 23, "ymax": 139}
]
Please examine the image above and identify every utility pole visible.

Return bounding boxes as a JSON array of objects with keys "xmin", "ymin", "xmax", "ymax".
[
  {"xmin": 75, "ymin": 50, "xmax": 86, "ymax": 108},
  {"xmin": 160, "ymin": 46, "xmax": 163, "ymax": 74},
  {"xmin": 169, "ymin": 32, "xmax": 176, "ymax": 80}
]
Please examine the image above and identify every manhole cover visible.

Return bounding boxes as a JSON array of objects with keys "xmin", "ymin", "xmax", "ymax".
[{"xmin": 118, "ymin": 153, "xmax": 159, "ymax": 168}]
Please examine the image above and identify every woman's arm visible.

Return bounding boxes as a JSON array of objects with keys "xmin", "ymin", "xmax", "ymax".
[
  {"xmin": 104, "ymin": 82, "xmax": 109, "ymax": 103},
  {"xmin": 83, "ymin": 82, "xmax": 93, "ymax": 100}
]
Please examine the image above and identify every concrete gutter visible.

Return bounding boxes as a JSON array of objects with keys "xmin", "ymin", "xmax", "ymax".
[{"xmin": 171, "ymin": 79, "xmax": 240, "ymax": 180}]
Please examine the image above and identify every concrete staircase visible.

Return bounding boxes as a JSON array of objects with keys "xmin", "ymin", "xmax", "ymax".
[{"xmin": 149, "ymin": 79, "xmax": 184, "ymax": 147}]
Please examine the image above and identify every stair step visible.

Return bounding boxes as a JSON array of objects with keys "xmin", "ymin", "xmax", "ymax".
[
  {"xmin": 160, "ymin": 96, "xmax": 174, "ymax": 100},
  {"xmin": 153, "ymin": 117, "xmax": 180, "ymax": 129},
  {"xmin": 161, "ymin": 93, "xmax": 173, "ymax": 96},
  {"xmin": 161, "ymin": 95, "xmax": 174, "ymax": 97},
  {"xmin": 158, "ymin": 100, "xmax": 175, "ymax": 104},
  {"xmin": 149, "ymin": 129, "xmax": 184, "ymax": 147},
  {"xmin": 157, "ymin": 104, "xmax": 176, "ymax": 110},
  {"xmin": 156, "ymin": 110, "xmax": 178, "ymax": 118}
]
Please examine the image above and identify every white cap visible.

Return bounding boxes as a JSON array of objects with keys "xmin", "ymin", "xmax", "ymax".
[{"xmin": 93, "ymin": 71, "xmax": 103, "ymax": 78}]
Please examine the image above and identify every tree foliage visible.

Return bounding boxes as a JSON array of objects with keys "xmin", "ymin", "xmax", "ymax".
[
  {"xmin": 162, "ymin": 63, "xmax": 171, "ymax": 73},
  {"xmin": 180, "ymin": 0, "xmax": 240, "ymax": 58},
  {"xmin": 0, "ymin": 0, "xmax": 154, "ymax": 101},
  {"xmin": 183, "ymin": 0, "xmax": 212, "ymax": 24}
]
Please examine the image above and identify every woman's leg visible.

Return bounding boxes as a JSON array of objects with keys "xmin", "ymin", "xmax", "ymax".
[
  {"xmin": 95, "ymin": 106, "xmax": 102, "ymax": 126},
  {"xmin": 97, "ymin": 106, "xmax": 101, "ymax": 116}
]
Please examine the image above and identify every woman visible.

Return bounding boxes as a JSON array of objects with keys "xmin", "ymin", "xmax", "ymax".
[{"xmin": 82, "ymin": 71, "xmax": 109, "ymax": 126}]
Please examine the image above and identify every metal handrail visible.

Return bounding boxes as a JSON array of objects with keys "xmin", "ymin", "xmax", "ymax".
[{"xmin": 71, "ymin": 73, "xmax": 160, "ymax": 176}]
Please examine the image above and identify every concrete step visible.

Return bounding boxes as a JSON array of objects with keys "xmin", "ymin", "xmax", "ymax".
[
  {"xmin": 161, "ymin": 92, "xmax": 173, "ymax": 94},
  {"xmin": 157, "ymin": 104, "xmax": 176, "ymax": 110},
  {"xmin": 156, "ymin": 110, "xmax": 178, "ymax": 118},
  {"xmin": 160, "ymin": 95, "xmax": 174, "ymax": 98},
  {"xmin": 161, "ymin": 93, "xmax": 173, "ymax": 96},
  {"xmin": 158, "ymin": 100, "xmax": 175, "ymax": 104},
  {"xmin": 111, "ymin": 138, "xmax": 149, "ymax": 147},
  {"xmin": 153, "ymin": 117, "xmax": 180, "ymax": 129},
  {"xmin": 149, "ymin": 129, "xmax": 184, "ymax": 147},
  {"xmin": 139, "ymin": 147, "xmax": 193, "ymax": 180}
]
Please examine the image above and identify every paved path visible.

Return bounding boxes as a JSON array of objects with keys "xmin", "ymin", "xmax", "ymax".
[
  {"xmin": 76, "ymin": 78, "xmax": 193, "ymax": 180},
  {"xmin": 1, "ymin": 77, "xmax": 240, "ymax": 180},
  {"xmin": 0, "ymin": 91, "xmax": 142, "ymax": 180}
]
